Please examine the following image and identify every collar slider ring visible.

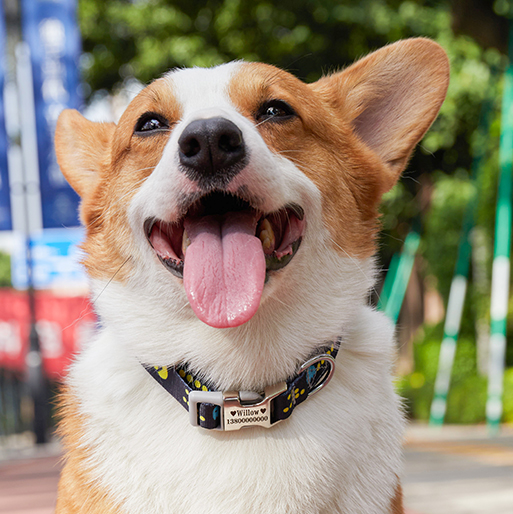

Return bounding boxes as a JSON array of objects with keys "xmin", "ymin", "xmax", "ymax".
[{"xmin": 299, "ymin": 353, "xmax": 336, "ymax": 396}]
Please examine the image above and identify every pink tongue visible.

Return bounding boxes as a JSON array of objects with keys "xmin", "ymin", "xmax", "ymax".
[{"xmin": 183, "ymin": 212, "xmax": 266, "ymax": 328}]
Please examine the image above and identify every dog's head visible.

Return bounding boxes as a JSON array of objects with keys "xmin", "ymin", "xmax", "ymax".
[{"xmin": 55, "ymin": 38, "xmax": 448, "ymax": 387}]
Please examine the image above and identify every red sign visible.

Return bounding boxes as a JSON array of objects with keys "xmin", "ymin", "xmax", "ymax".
[{"xmin": 0, "ymin": 290, "xmax": 95, "ymax": 380}]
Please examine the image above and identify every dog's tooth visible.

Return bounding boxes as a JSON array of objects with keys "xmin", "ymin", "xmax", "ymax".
[
  {"xmin": 182, "ymin": 229, "xmax": 191, "ymax": 256},
  {"xmin": 261, "ymin": 233, "xmax": 272, "ymax": 251},
  {"xmin": 258, "ymin": 218, "xmax": 275, "ymax": 254}
]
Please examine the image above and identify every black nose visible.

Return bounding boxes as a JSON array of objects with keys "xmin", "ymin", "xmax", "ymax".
[{"xmin": 178, "ymin": 117, "xmax": 247, "ymax": 188}]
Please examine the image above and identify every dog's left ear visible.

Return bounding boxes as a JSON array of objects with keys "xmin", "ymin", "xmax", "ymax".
[{"xmin": 312, "ymin": 38, "xmax": 449, "ymax": 192}]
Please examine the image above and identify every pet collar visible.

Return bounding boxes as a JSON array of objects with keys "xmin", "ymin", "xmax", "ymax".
[{"xmin": 144, "ymin": 340, "xmax": 339, "ymax": 431}]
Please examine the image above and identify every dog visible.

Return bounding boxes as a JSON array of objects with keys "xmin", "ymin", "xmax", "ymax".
[{"xmin": 54, "ymin": 38, "xmax": 448, "ymax": 514}]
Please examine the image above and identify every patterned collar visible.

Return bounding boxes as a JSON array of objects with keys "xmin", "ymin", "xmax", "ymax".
[{"xmin": 144, "ymin": 339, "xmax": 340, "ymax": 431}]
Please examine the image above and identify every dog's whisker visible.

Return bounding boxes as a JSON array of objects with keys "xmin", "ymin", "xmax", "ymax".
[
  {"xmin": 174, "ymin": 300, "xmax": 191, "ymax": 316},
  {"xmin": 275, "ymin": 150, "xmax": 305, "ymax": 157},
  {"xmin": 288, "ymin": 161, "xmax": 310, "ymax": 174},
  {"xmin": 91, "ymin": 257, "xmax": 131, "ymax": 304},
  {"xmin": 61, "ymin": 303, "xmax": 95, "ymax": 333},
  {"xmin": 254, "ymin": 117, "xmax": 274, "ymax": 129},
  {"xmin": 270, "ymin": 295, "xmax": 289, "ymax": 308}
]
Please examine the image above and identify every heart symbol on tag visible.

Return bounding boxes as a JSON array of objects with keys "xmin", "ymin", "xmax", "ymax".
[
  {"xmin": 230, "ymin": 410, "xmax": 237, "ymax": 416},
  {"xmin": 261, "ymin": 408, "xmax": 266, "ymax": 414}
]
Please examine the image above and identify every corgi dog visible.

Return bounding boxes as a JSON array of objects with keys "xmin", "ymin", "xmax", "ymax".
[{"xmin": 54, "ymin": 38, "xmax": 448, "ymax": 514}]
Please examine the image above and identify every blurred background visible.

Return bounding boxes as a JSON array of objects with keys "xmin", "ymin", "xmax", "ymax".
[{"xmin": 0, "ymin": 0, "xmax": 512, "ymax": 513}]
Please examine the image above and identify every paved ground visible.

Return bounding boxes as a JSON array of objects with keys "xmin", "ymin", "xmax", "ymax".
[
  {"xmin": 1, "ymin": 424, "xmax": 512, "ymax": 513},
  {"xmin": 0, "ymin": 440, "xmax": 61, "ymax": 514},
  {"xmin": 403, "ymin": 424, "xmax": 513, "ymax": 514}
]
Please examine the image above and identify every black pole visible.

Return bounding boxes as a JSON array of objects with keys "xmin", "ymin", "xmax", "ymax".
[{"xmin": 25, "ymin": 240, "xmax": 47, "ymax": 444}]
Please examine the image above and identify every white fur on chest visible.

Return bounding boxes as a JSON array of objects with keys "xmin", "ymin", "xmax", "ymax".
[{"xmin": 69, "ymin": 306, "xmax": 403, "ymax": 514}]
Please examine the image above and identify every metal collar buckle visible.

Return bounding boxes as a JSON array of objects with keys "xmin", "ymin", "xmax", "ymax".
[
  {"xmin": 188, "ymin": 353, "xmax": 336, "ymax": 431},
  {"xmin": 189, "ymin": 382, "xmax": 287, "ymax": 431}
]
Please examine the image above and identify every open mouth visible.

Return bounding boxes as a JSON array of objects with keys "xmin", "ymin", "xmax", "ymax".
[
  {"xmin": 144, "ymin": 191, "xmax": 305, "ymax": 328},
  {"xmin": 145, "ymin": 192, "xmax": 305, "ymax": 279}
]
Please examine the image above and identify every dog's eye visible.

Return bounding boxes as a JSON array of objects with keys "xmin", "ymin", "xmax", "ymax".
[
  {"xmin": 256, "ymin": 100, "xmax": 296, "ymax": 123},
  {"xmin": 134, "ymin": 113, "xmax": 169, "ymax": 135}
]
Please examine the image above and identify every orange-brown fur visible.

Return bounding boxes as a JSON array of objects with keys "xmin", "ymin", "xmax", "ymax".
[
  {"xmin": 56, "ymin": 390, "xmax": 122, "ymax": 514},
  {"xmin": 229, "ymin": 62, "xmax": 385, "ymax": 259},
  {"xmin": 56, "ymin": 79, "xmax": 182, "ymax": 281},
  {"xmin": 390, "ymin": 481, "xmax": 404, "ymax": 514}
]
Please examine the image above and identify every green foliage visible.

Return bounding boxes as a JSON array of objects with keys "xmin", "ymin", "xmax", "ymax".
[
  {"xmin": 398, "ymin": 324, "xmax": 513, "ymax": 423},
  {"xmin": 0, "ymin": 252, "xmax": 12, "ymax": 288},
  {"xmin": 503, "ymin": 368, "xmax": 513, "ymax": 423},
  {"xmin": 423, "ymin": 172, "xmax": 476, "ymax": 301},
  {"xmin": 79, "ymin": 0, "xmax": 453, "ymax": 89}
]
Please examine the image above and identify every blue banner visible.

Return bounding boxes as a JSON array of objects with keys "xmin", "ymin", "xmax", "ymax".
[
  {"xmin": 11, "ymin": 228, "xmax": 87, "ymax": 290},
  {"xmin": 21, "ymin": 0, "xmax": 82, "ymax": 228},
  {"xmin": 0, "ymin": 5, "xmax": 12, "ymax": 231}
]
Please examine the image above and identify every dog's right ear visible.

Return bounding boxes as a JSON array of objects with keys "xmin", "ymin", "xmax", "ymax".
[
  {"xmin": 311, "ymin": 38, "xmax": 449, "ymax": 194},
  {"xmin": 55, "ymin": 109, "xmax": 116, "ymax": 198}
]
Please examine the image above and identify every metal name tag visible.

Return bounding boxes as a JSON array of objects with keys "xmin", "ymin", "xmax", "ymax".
[{"xmin": 222, "ymin": 382, "xmax": 287, "ymax": 431}]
